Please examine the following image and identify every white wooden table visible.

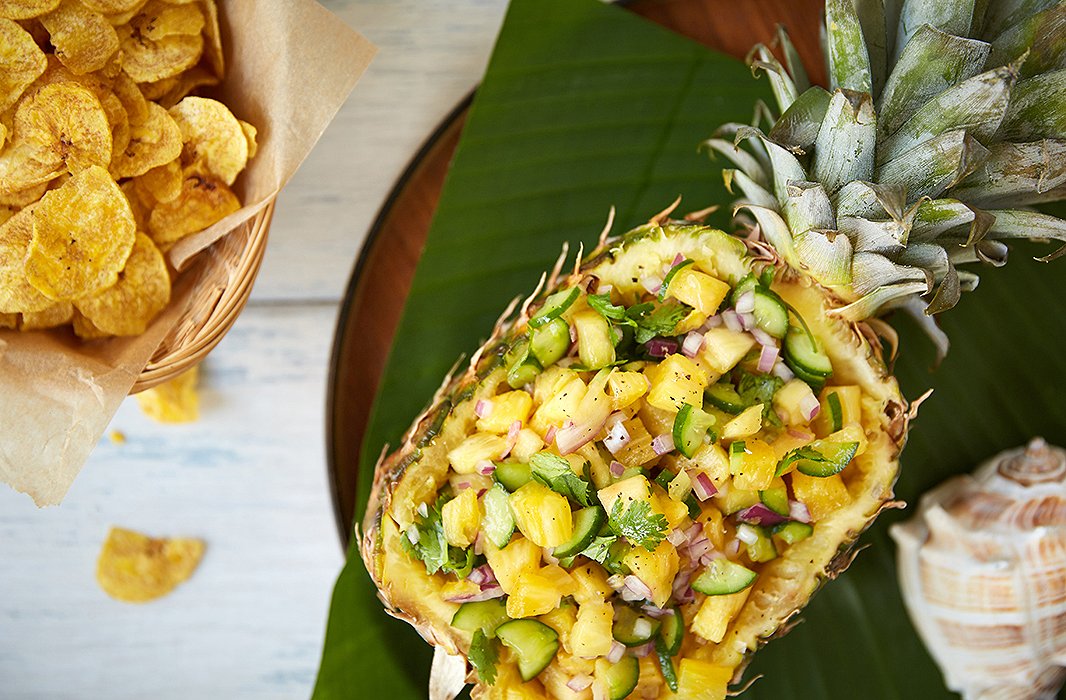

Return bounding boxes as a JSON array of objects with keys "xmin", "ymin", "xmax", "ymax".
[{"xmin": 0, "ymin": 2, "xmax": 507, "ymax": 697}]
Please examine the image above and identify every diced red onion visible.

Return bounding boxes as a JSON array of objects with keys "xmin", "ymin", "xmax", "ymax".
[
  {"xmin": 687, "ymin": 538, "xmax": 713, "ymax": 561},
  {"xmin": 772, "ymin": 361, "xmax": 795, "ymax": 381},
  {"xmin": 406, "ymin": 525, "xmax": 420, "ymax": 545},
  {"xmin": 556, "ymin": 415, "xmax": 608, "ymax": 455},
  {"xmin": 473, "ymin": 531, "xmax": 485, "ymax": 556},
  {"xmin": 605, "ymin": 411, "xmax": 626, "ymax": 429},
  {"xmin": 699, "ymin": 551, "xmax": 724, "ymax": 566},
  {"xmin": 598, "ymin": 283, "xmax": 613, "ymax": 295},
  {"xmin": 788, "ymin": 428, "xmax": 815, "ymax": 441},
  {"xmin": 735, "ymin": 290, "xmax": 756, "ymax": 314},
  {"xmin": 642, "ymin": 604, "xmax": 670, "ymax": 619},
  {"xmin": 646, "ymin": 338, "xmax": 678, "ymax": 357},
  {"xmin": 443, "ymin": 584, "xmax": 505, "ymax": 603},
  {"xmin": 474, "ymin": 399, "xmax": 494, "ymax": 418},
  {"xmin": 736, "ymin": 524, "xmax": 760, "ymax": 545},
  {"xmin": 641, "ymin": 276, "xmax": 663, "ymax": 294},
  {"xmin": 651, "ymin": 433, "xmax": 675, "ymax": 456},
  {"xmin": 543, "ymin": 550, "xmax": 560, "ymax": 566},
  {"xmin": 757, "ymin": 345, "xmax": 779, "ymax": 374},
  {"xmin": 570, "ymin": 322, "xmax": 578, "ymax": 343},
  {"xmin": 751, "ymin": 327, "xmax": 776, "ymax": 347},
  {"xmin": 630, "ymin": 642, "xmax": 655, "ymax": 658},
  {"xmin": 453, "ymin": 477, "xmax": 476, "ymax": 491},
  {"xmin": 666, "ymin": 528, "xmax": 688, "ymax": 547},
  {"xmin": 417, "ymin": 502, "xmax": 429, "ymax": 518},
  {"xmin": 704, "ymin": 314, "xmax": 723, "ymax": 329},
  {"xmin": 789, "ymin": 501, "xmax": 812, "ymax": 523},
  {"xmin": 592, "ymin": 681, "xmax": 608, "ymax": 700},
  {"xmin": 607, "ymin": 641, "xmax": 626, "ymax": 664},
  {"xmin": 692, "ymin": 472, "xmax": 718, "ymax": 501},
  {"xmin": 632, "ymin": 617, "xmax": 655, "ymax": 640},
  {"xmin": 508, "ymin": 420, "xmax": 521, "ymax": 442},
  {"xmin": 726, "ymin": 538, "xmax": 741, "ymax": 556},
  {"xmin": 545, "ymin": 425, "xmax": 558, "ymax": 445},
  {"xmin": 468, "ymin": 565, "xmax": 495, "ymax": 586},
  {"xmin": 681, "ymin": 331, "xmax": 704, "ymax": 357},
  {"xmin": 736, "ymin": 504, "xmax": 789, "ymax": 527},
  {"xmin": 800, "ymin": 393, "xmax": 822, "ymax": 422},
  {"xmin": 721, "ymin": 309, "xmax": 742, "ymax": 332},
  {"xmin": 738, "ymin": 311, "xmax": 756, "ymax": 331},
  {"xmin": 475, "ymin": 460, "xmax": 496, "ymax": 476},
  {"xmin": 604, "ymin": 422, "xmax": 631, "ymax": 455},
  {"xmin": 671, "ymin": 253, "xmax": 686, "ymax": 266},
  {"xmin": 685, "ymin": 522, "xmax": 703, "ymax": 542},
  {"xmin": 567, "ymin": 675, "xmax": 594, "ymax": 692},
  {"xmin": 623, "ymin": 574, "xmax": 654, "ymax": 602},
  {"xmin": 610, "ymin": 460, "xmax": 626, "ymax": 478}
]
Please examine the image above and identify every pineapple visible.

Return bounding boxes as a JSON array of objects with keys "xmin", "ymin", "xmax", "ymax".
[{"xmin": 359, "ymin": 0, "xmax": 1066, "ymax": 697}]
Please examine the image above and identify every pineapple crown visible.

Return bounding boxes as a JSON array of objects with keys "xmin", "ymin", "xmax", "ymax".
[{"xmin": 707, "ymin": 0, "xmax": 1066, "ymax": 332}]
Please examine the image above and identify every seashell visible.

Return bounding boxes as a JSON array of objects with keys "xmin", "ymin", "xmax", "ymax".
[{"xmin": 891, "ymin": 438, "xmax": 1066, "ymax": 700}]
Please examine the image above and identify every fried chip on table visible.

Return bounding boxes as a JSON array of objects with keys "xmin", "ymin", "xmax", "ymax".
[
  {"xmin": 136, "ymin": 364, "xmax": 198, "ymax": 423},
  {"xmin": 118, "ymin": 18, "xmax": 201, "ymax": 83},
  {"xmin": 110, "ymin": 100, "xmax": 180, "ymax": 178},
  {"xmin": 0, "ymin": 205, "xmax": 52, "ymax": 312},
  {"xmin": 74, "ymin": 231, "xmax": 168, "ymax": 335},
  {"xmin": 134, "ymin": 156, "xmax": 180, "ymax": 202},
  {"xmin": 13, "ymin": 81, "xmax": 112, "ymax": 175},
  {"xmin": 0, "ymin": 0, "xmax": 59, "ymax": 20},
  {"xmin": 40, "ymin": 0, "xmax": 119, "ymax": 75},
  {"xmin": 19, "ymin": 298, "xmax": 70, "ymax": 329},
  {"xmin": 24, "ymin": 164, "xmax": 134, "ymax": 300},
  {"xmin": 169, "ymin": 97, "xmax": 247, "ymax": 185},
  {"xmin": 147, "ymin": 172, "xmax": 237, "ymax": 246},
  {"xmin": 96, "ymin": 526, "xmax": 204, "ymax": 603},
  {"xmin": 0, "ymin": 18, "xmax": 47, "ymax": 114}
]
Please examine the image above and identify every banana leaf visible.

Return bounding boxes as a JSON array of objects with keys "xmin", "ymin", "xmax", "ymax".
[{"xmin": 313, "ymin": 0, "xmax": 1066, "ymax": 697}]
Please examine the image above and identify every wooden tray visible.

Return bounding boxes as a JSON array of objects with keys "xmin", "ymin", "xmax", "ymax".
[{"xmin": 327, "ymin": 0, "xmax": 825, "ymax": 545}]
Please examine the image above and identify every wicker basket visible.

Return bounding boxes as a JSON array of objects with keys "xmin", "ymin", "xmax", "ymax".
[{"xmin": 130, "ymin": 198, "xmax": 276, "ymax": 394}]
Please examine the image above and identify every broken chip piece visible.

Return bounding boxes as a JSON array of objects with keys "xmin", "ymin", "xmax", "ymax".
[
  {"xmin": 96, "ymin": 526, "xmax": 205, "ymax": 603},
  {"xmin": 135, "ymin": 364, "xmax": 199, "ymax": 423}
]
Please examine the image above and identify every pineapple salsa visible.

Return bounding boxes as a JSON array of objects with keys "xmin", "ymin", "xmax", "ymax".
[{"xmin": 397, "ymin": 235, "xmax": 874, "ymax": 700}]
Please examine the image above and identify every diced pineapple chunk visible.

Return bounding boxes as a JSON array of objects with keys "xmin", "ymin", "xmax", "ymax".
[
  {"xmin": 691, "ymin": 588, "xmax": 750, "ymax": 644},
  {"xmin": 638, "ymin": 401, "xmax": 676, "ymax": 436},
  {"xmin": 691, "ymin": 443, "xmax": 731, "ymax": 485},
  {"xmin": 826, "ymin": 423, "xmax": 869, "ymax": 456},
  {"xmin": 441, "ymin": 488, "xmax": 481, "ymax": 547},
  {"xmin": 597, "ymin": 474, "xmax": 653, "ymax": 515},
  {"xmin": 677, "ymin": 659, "xmax": 733, "ymax": 700},
  {"xmin": 441, "ymin": 579, "xmax": 480, "ymax": 601},
  {"xmin": 699, "ymin": 504, "xmax": 726, "ymax": 550},
  {"xmin": 668, "ymin": 468, "xmax": 693, "ymax": 502},
  {"xmin": 510, "ymin": 481, "xmax": 574, "ymax": 547},
  {"xmin": 721, "ymin": 403, "xmax": 764, "ymax": 440},
  {"xmin": 667, "ymin": 267, "xmax": 731, "ymax": 315},
  {"xmin": 491, "ymin": 664, "xmax": 547, "ymax": 699},
  {"xmin": 538, "ymin": 602, "xmax": 578, "ymax": 654},
  {"xmin": 700, "ymin": 327, "xmax": 756, "ymax": 374},
  {"xmin": 635, "ymin": 654, "xmax": 666, "ymax": 699},
  {"xmin": 607, "ymin": 370, "xmax": 649, "ymax": 410},
  {"xmin": 507, "ymin": 569, "xmax": 564, "ymax": 618},
  {"xmin": 653, "ymin": 489, "xmax": 689, "ymax": 530},
  {"xmin": 570, "ymin": 600, "xmax": 614, "ymax": 657},
  {"xmin": 614, "ymin": 417, "xmax": 658, "ymax": 466},
  {"xmin": 791, "ymin": 471, "xmax": 850, "ymax": 521},
  {"xmin": 770, "ymin": 430, "xmax": 814, "ymax": 461},
  {"xmin": 512, "ymin": 428, "xmax": 545, "ymax": 462},
  {"xmin": 539, "ymin": 564, "xmax": 577, "ymax": 597},
  {"xmin": 729, "ymin": 438, "xmax": 776, "ymax": 491},
  {"xmin": 713, "ymin": 484, "xmax": 760, "ymax": 515},
  {"xmin": 573, "ymin": 309, "xmax": 616, "ymax": 370},
  {"xmin": 569, "ymin": 562, "xmax": 613, "ymax": 604},
  {"xmin": 674, "ymin": 308, "xmax": 710, "ymax": 335},
  {"xmin": 576, "ymin": 442, "xmax": 611, "ymax": 489},
  {"xmin": 645, "ymin": 354, "xmax": 709, "ymax": 413},
  {"xmin": 448, "ymin": 432, "xmax": 508, "ymax": 474},
  {"xmin": 531, "ymin": 372, "xmax": 587, "ymax": 434},
  {"xmin": 477, "ymin": 390, "xmax": 534, "ymax": 433},
  {"xmin": 485, "ymin": 535, "xmax": 541, "ymax": 594},
  {"xmin": 814, "ymin": 384, "xmax": 863, "ymax": 436},
  {"xmin": 773, "ymin": 379, "xmax": 818, "ymax": 426},
  {"xmin": 623, "ymin": 540, "xmax": 680, "ymax": 608}
]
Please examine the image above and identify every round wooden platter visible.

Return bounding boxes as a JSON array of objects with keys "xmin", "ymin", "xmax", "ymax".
[{"xmin": 327, "ymin": 0, "xmax": 825, "ymax": 544}]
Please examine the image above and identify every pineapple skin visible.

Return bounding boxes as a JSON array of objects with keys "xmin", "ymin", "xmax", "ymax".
[{"xmin": 359, "ymin": 224, "xmax": 909, "ymax": 696}]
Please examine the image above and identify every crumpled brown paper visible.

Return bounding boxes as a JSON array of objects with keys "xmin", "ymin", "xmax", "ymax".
[{"xmin": 0, "ymin": 0, "xmax": 376, "ymax": 506}]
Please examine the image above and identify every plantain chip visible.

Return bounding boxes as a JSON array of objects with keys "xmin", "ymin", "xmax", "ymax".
[
  {"xmin": 25, "ymin": 164, "xmax": 134, "ymax": 300},
  {"xmin": 134, "ymin": 155, "xmax": 180, "ymax": 202},
  {"xmin": 110, "ymin": 100, "xmax": 180, "ymax": 178},
  {"xmin": 136, "ymin": 363, "xmax": 198, "ymax": 423},
  {"xmin": 18, "ymin": 298, "xmax": 70, "ymax": 328},
  {"xmin": 80, "ymin": 0, "xmax": 143, "ymax": 15},
  {"xmin": 0, "ymin": 18, "xmax": 47, "ymax": 114},
  {"xmin": 119, "ymin": 177, "xmax": 149, "ymax": 227},
  {"xmin": 0, "ymin": 205, "xmax": 51, "ymax": 312},
  {"xmin": 137, "ymin": 64, "xmax": 216, "ymax": 108},
  {"xmin": 0, "ymin": 0, "xmax": 59, "ymax": 21},
  {"xmin": 147, "ymin": 171, "xmax": 237, "ymax": 246},
  {"xmin": 0, "ymin": 178, "xmax": 47, "ymax": 206},
  {"xmin": 0, "ymin": 310, "xmax": 15, "ymax": 327},
  {"xmin": 199, "ymin": 0, "xmax": 221, "ymax": 78},
  {"xmin": 137, "ymin": 0, "xmax": 202, "ymax": 41},
  {"xmin": 13, "ymin": 81, "xmax": 112, "ymax": 175},
  {"xmin": 239, "ymin": 119, "xmax": 257, "ymax": 159},
  {"xmin": 0, "ymin": 203, "xmax": 13, "ymax": 224},
  {"xmin": 71, "ymin": 306, "xmax": 108, "ymax": 338},
  {"xmin": 0, "ymin": 141, "xmax": 61, "ymax": 194},
  {"xmin": 111, "ymin": 68, "xmax": 148, "ymax": 125},
  {"xmin": 74, "ymin": 231, "xmax": 169, "ymax": 335},
  {"xmin": 96, "ymin": 526, "xmax": 205, "ymax": 603},
  {"xmin": 118, "ymin": 17, "xmax": 201, "ymax": 83},
  {"xmin": 169, "ymin": 96, "xmax": 246, "ymax": 185},
  {"xmin": 40, "ymin": 0, "xmax": 119, "ymax": 75}
]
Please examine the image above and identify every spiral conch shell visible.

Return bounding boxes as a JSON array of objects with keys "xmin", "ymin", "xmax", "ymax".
[{"xmin": 891, "ymin": 439, "xmax": 1066, "ymax": 700}]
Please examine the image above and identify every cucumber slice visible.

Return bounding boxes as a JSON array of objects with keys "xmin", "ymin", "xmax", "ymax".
[
  {"xmin": 759, "ymin": 486, "xmax": 790, "ymax": 516},
  {"xmin": 529, "ymin": 287, "xmax": 579, "ymax": 328},
  {"xmin": 494, "ymin": 462, "xmax": 532, "ymax": 492},
  {"xmin": 783, "ymin": 325, "xmax": 833, "ymax": 382},
  {"xmin": 451, "ymin": 599, "xmax": 509, "ymax": 635},
  {"xmin": 672, "ymin": 404, "xmax": 716, "ymax": 458},
  {"xmin": 530, "ymin": 317, "xmax": 571, "ymax": 368},
  {"xmin": 553, "ymin": 506, "xmax": 606, "ymax": 558},
  {"xmin": 752, "ymin": 289, "xmax": 788, "ymax": 338},
  {"xmin": 657, "ymin": 651, "xmax": 679, "ymax": 692},
  {"xmin": 826, "ymin": 391, "xmax": 844, "ymax": 432},
  {"xmin": 601, "ymin": 655, "xmax": 640, "ymax": 700},
  {"xmin": 653, "ymin": 468, "xmax": 675, "ymax": 492},
  {"xmin": 495, "ymin": 619, "xmax": 559, "ymax": 681},
  {"xmin": 658, "ymin": 258, "xmax": 694, "ymax": 301},
  {"xmin": 504, "ymin": 337, "xmax": 542, "ymax": 388},
  {"xmin": 482, "ymin": 484, "xmax": 516, "ymax": 548},
  {"xmin": 691, "ymin": 558, "xmax": 757, "ymax": 595},
  {"xmin": 705, "ymin": 382, "xmax": 746, "ymax": 413},
  {"xmin": 612, "ymin": 605, "xmax": 662, "ymax": 647},
  {"xmin": 793, "ymin": 439, "xmax": 859, "ymax": 477},
  {"xmin": 655, "ymin": 607, "xmax": 684, "ymax": 656},
  {"xmin": 773, "ymin": 521, "xmax": 814, "ymax": 545},
  {"xmin": 740, "ymin": 524, "xmax": 778, "ymax": 563}
]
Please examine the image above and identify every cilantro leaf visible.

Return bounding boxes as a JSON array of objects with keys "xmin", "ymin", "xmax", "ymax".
[
  {"xmin": 775, "ymin": 445, "xmax": 825, "ymax": 477},
  {"xmin": 628, "ymin": 301, "xmax": 691, "ymax": 344},
  {"xmin": 588, "ymin": 294, "xmax": 633, "ymax": 324},
  {"xmin": 529, "ymin": 452, "xmax": 595, "ymax": 506},
  {"xmin": 738, "ymin": 371, "xmax": 784, "ymax": 427},
  {"xmin": 402, "ymin": 495, "xmax": 474, "ymax": 578},
  {"xmin": 469, "ymin": 629, "xmax": 499, "ymax": 685},
  {"xmin": 608, "ymin": 499, "xmax": 668, "ymax": 551},
  {"xmin": 580, "ymin": 534, "xmax": 617, "ymax": 564}
]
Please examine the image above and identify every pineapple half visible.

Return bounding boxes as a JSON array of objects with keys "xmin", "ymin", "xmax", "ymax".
[{"xmin": 360, "ymin": 0, "xmax": 1066, "ymax": 697}]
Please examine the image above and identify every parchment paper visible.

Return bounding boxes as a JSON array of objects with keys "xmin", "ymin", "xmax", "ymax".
[{"xmin": 0, "ymin": 0, "xmax": 376, "ymax": 506}]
